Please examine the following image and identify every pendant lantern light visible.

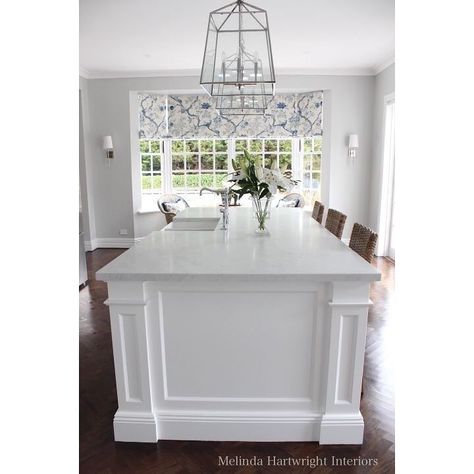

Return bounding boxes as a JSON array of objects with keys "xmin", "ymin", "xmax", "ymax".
[{"xmin": 200, "ymin": 0, "xmax": 276, "ymax": 114}]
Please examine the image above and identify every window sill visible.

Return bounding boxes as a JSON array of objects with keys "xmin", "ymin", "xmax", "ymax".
[{"xmin": 137, "ymin": 208, "xmax": 160, "ymax": 215}]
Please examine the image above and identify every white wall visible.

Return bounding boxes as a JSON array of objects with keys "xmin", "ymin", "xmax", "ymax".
[
  {"xmin": 369, "ymin": 64, "xmax": 395, "ymax": 235},
  {"xmin": 81, "ymin": 73, "xmax": 376, "ymax": 242}
]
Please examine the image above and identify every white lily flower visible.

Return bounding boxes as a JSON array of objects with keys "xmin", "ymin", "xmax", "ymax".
[
  {"xmin": 258, "ymin": 167, "xmax": 296, "ymax": 195},
  {"xmin": 231, "ymin": 170, "xmax": 246, "ymax": 182},
  {"xmin": 231, "ymin": 149, "xmax": 299, "ymax": 200}
]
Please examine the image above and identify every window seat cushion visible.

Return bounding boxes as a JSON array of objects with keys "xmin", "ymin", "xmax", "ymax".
[{"xmin": 162, "ymin": 201, "xmax": 187, "ymax": 214}]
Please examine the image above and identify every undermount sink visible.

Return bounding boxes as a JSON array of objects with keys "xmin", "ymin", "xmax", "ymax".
[{"xmin": 164, "ymin": 217, "xmax": 220, "ymax": 231}]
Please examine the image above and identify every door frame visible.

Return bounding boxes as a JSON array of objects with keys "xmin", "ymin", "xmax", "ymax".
[{"xmin": 378, "ymin": 93, "xmax": 395, "ymax": 258}]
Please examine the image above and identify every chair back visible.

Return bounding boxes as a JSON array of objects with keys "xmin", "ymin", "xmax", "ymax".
[
  {"xmin": 349, "ymin": 223, "xmax": 378, "ymax": 263},
  {"xmin": 325, "ymin": 208, "xmax": 347, "ymax": 239},
  {"xmin": 157, "ymin": 194, "xmax": 190, "ymax": 224},
  {"xmin": 312, "ymin": 200, "xmax": 325, "ymax": 223},
  {"xmin": 277, "ymin": 193, "xmax": 305, "ymax": 208}
]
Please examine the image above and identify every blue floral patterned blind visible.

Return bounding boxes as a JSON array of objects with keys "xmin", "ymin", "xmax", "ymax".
[
  {"xmin": 138, "ymin": 91, "xmax": 323, "ymax": 139},
  {"xmin": 138, "ymin": 94, "xmax": 168, "ymax": 139}
]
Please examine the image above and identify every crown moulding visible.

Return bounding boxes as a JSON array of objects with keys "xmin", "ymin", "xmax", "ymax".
[{"xmin": 79, "ymin": 60, "xmax": 395, "ymax": 80}]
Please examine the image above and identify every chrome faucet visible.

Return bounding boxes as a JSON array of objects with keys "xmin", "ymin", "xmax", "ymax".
[{"xmin": 199, "ymin": 187, "xmax": 230, "ymax": 230}]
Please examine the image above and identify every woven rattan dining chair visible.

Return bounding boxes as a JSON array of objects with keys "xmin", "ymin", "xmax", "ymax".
[
  {"xmin": 325, "ymin": 208, "xmax": 347, "ymax": 239},
  {"xmin": 349, "ymin": 223, "xmax": 378, "ymax": 263},
  {"xmin": 311, "ymin": 200, "xmax": 325, "ymax": 224},
  {"xmin": 349, "ymin": 222, "xmax": 378, "ymax": 398},
  {"xmin": 157, "ymin": 194, "xmax": 190, "ymax": 224},
  {"xmin": 276, "ymin": 193, "xmax": 305, "ymax": 208}
]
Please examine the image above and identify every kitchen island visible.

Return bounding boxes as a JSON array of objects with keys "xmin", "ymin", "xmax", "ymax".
[{"xmin": 97, "ymin": 207, "xmax": 380, "ymax": 444}]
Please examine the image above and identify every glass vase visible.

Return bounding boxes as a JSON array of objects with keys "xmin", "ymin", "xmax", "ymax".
[{"xmin": 251, "ymin": 194, "xmax": 272, "ymax": 235}]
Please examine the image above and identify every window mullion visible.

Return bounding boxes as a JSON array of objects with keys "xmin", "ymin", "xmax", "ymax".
[
  {"xmin": 228, "ymin": 138, "xmax": 235, "ymax": 173},
  {"xmin": 292, "ymin": 138, "xmax": 302, "ymax": 193},
  {"xmin": 163, "ymin": 139, "xmax": 172, "ymax": 194}
]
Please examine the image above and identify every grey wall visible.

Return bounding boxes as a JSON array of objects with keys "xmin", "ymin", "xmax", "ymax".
[
  {"xmin": 81, "ymin": 73, "xmax": 377, "ymax": 241},
  {"xmin": 369, "ymin": 64, "xmax": 395, "ymax": 234},
  {"xmin": 79, "ymin": 76, "xmax": 96, "ymax": 243},
  {"xmin": 278, "ymin": 75, "xmax": 375, "ymax": 239},
  {"xmin": 85, "ymin": 76, "xmax": 202, "ymax": 241}
]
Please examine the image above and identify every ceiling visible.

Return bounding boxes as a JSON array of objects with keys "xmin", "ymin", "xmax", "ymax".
[{"xmin": 79, "ymin": 0, "xmax": 394, "ymax": 78}]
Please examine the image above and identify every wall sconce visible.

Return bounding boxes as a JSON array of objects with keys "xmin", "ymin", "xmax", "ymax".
[
  {"xmin": 348, "ymin": 134, "xmax": 359, "ymax": 158},
  {"xmin": 103, "ymin": 136, "xmax": 114, "ymax": 159}
]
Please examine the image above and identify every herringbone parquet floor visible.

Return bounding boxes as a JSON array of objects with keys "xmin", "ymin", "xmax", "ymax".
[{"xmin": 80, "ymin": 250, "xmax": 395, "ymax": 473}]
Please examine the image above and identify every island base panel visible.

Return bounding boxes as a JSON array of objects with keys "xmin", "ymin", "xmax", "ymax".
[{"xmin": 106, "ymin": 279, "xmax": 371, "ymax": 444}]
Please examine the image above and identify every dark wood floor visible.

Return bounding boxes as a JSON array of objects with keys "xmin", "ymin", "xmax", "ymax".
[{"xmin": 80, "ymin": 250, "xmax": 394, "ymax": 473}]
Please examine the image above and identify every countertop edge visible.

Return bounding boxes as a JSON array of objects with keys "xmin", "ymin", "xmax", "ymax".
[{"xmin": 96, "ymin": 271, "xmax": 382, "ymax": 283}]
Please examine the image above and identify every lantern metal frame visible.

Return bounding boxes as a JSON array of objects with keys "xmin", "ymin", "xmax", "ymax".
[
  {"xmin": 216, "ymin": 91, "xmax": 270, "ymax": 115},
  {"xmin": 200, "ymin": 0, "xmax": 276, "ymax": 114}
]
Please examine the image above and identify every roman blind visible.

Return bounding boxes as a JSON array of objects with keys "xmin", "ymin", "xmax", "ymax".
[{"xmin": 138, "ymin": 91, "xmax": 323, "ymax": 139}]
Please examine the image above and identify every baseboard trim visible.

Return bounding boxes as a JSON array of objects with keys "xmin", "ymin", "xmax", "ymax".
[
  {"xmin": 85, "ymin": 237, "xmax": 141, "ymax": 251},
  {"xmin": 319, "ymin": 413, "xmax": 364, "ymax": 444},
  {"xmin": 114, "ymin": 411, "xmax": 158, "ymax": 443},
  {"xmin": 157, "ymin": 412, "xmax": 321, "ymax": 442},
  {"xmin": 112, "ymin": 409, "xmax": 365, "ymax": 444}
]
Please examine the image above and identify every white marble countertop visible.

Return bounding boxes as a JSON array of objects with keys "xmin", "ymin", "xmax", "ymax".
[{"xmin": 97, "ymin": 207, "xmax": 381, "ymax": 282}]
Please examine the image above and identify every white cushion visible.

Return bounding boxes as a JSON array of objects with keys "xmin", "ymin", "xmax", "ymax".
[
  {"xmin": 163, "ymin": 201, "xmax": 187, "ymax": 214},
  {"xmin": 278, "ymin": 198, "xmax": 299, "ymax": 208}
]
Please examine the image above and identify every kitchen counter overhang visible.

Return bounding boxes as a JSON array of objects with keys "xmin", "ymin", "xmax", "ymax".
[{"xmin": 98, "ymin": 208, "xmax": 380, "ymax": 283}]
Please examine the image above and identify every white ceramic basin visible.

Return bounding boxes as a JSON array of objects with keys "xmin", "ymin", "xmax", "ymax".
[{"xmin": 164, "ymin": 217, "xmax": 220, "ymax": 231}]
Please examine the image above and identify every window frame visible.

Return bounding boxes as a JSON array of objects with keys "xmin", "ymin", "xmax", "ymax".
[
  {"xmin": 139, "ymin": 138, "xmax": 164, "ymax": 195},
  {"xmin": 137, "ymin": 136, "xmax": 323, "ymax": 210},
  {"xmin": 234, "ymin": 138, "xmax": 294, "ymax": 171},
  {"xmin": 300, "ymin": 136, "xmax": 323, "ymax": 203},
  {"xmin": 169, "ymin": 138, "xmax": 231, "ymax": 193}
]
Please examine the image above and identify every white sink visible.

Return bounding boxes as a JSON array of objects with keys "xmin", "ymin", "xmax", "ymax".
[{"xmin": 164, "ymin": 217, "xmax": 220, "ymax": 231}]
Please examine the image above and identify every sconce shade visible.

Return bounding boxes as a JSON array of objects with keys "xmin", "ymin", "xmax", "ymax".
[
  {"xmin": 348, "ymin": 134, "xmax": 359, "ymax": 149},
  {"xmin": 103, "ymin": 135, "xmax": 113, "ymax": 150}
]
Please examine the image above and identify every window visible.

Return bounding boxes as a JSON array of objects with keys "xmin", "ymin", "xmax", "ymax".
[
  {"xmin": 138, "ymin": 137, "xmax": 322, "ymax": 209},
  {"xmin": 301, "ymin": 137, "xmax": 323, "ymax": 203},
  {"xmin": 235, "ymin": 138, "xmax": 293, "ymax": 171},
  {"xmin": 140, "ymin": 139, "xmax": 163, "ymax": 194},
  {"xmin": 170, "ymin": 139, "xmax": 229, "ymax": 192}
]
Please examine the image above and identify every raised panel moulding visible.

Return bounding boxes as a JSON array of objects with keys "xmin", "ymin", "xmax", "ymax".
[
  {"xmin": 138, "ymin": 91, "xmax": 323, "ymax": 139},
  {"xmin": 335, "ymin": 315, "xmax": 358, "ymax": 404},
  {"xmin": 159, "ymin": 290, "xmax": 316, "ymax": 399},
  {"xmin": 119, "ymin": 314, "xmax": 143, "ymax": 402}
]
